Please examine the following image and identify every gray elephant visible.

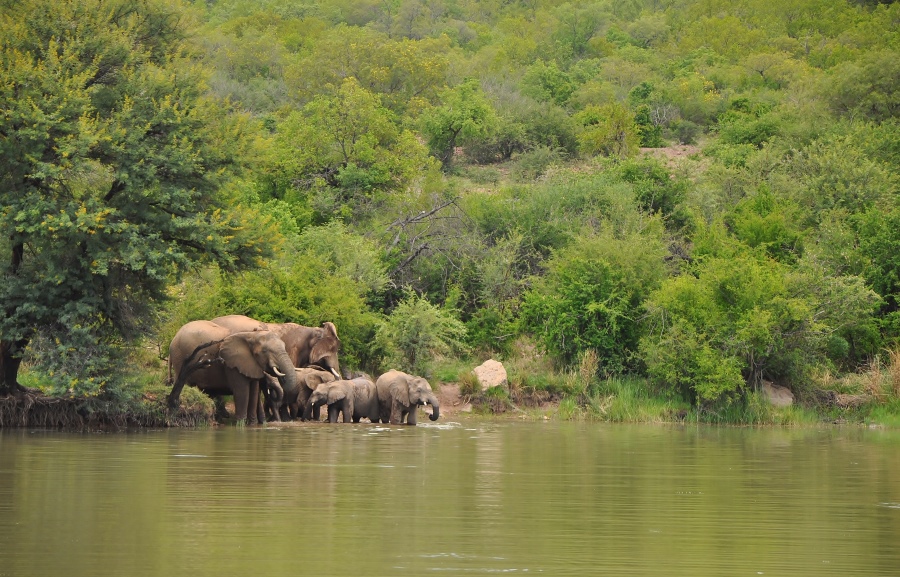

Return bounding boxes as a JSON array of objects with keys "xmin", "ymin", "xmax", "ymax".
[
  {"xmin": 304, "ymin": 377, "xmax": 379, "ymax": 423},
  {"xmin": 304, "ymin": 380, "xmax": 353, "ymax": 423},
  {"xmin": 260, "ymin": 366, "xmax": 337, "ymax": 422},
  {"xmin": 374, "ymin": 370, "xmax": 440, "ymax": 425},
  {"xmin": 212, "ymin": 315, "xmax": 342, "ymax": 379},
  {"xmin": 166, "ymin": 320, "xmax": 298, "ymax": 425},
  {"xmin": 286, "ymin": 366, "xmax": 337, "ymax": 421}
]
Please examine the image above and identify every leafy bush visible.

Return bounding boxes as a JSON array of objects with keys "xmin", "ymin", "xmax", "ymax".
[
  {"xmin": 575, "ymin": 103, "xmax": 640, "ymax": 158},
  {"xmin": 511, "ymin": 145, "xmax": 566, "ymax": 181},
  {"xmin": 640, "ymin": 233, "xmax": 880, "ymax": 404},
  {"xmin": 374, "ymin": 290, "xmax": 468, "ymax": 375},
  {"xmin": 520, "ymin": 228, "xmax": 667, "ymax": 373}
]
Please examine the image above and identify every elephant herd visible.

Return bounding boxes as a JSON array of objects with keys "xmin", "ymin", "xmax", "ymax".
[{"xmin": 165, "ymin": 315, "xmax": 440, "ymax": 426}]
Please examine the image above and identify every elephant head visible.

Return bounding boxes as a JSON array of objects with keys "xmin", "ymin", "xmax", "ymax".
[
  {"xmin": 309, "ymin": 322, "xmax": 341, "ymax": 378},
  {"xmin": 219, "ymin": 330, "xmax": 298, "ymax": 401},
  {"xmin": 394, "ymin": 374, "xmax": 440, "ymax": 422},
  {"xmin": 276, "ymin": 322, "xmax": 342, "ymax": 380}
]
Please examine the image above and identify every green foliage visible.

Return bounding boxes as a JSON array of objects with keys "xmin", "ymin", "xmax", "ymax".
[
  {"xmin": 724, "ymin": 187, "xmax": 803, "ymax": 262},
  {"xmin": 3, "ymin": 0, "xmax": 899, "ymax": 425},
  {"xmin": 0, "ymin": 0, "xmax": 272, "ymax": 394},
  {"xmin": 857, "ymin": 207, "xmax": 900, "ymax": 339},
  {"xmin": 521, "ymin": 228, "xmax": 668, "ymax": 373},
  {"xmin": 615, "ymin": 157, "xmax": 689, "ymax": 222},
  {"xmin": 511, "ymin": 146, "xmax": 566, "ymax": 181},
  {"xmin": 521, "ymin": 60, "xmax": 575, "ymax": 106},
  {"xmin": 287, "ymin": 25, "xmax": 450, "ymax": 115},
  {"xmin": 825, "ymin": 49, "xmax": 900, "ymax": 121},
  {"xmin": 374, "ymin": 290, "xmax": 468, "ymax": 375},
  {"xmin": 640, "ymin": 230, "xmax": 880, "ymax": 404},
  {"xmin": 420, "ymin": 79, "xmax": 498, "ymax": 168},
  {"xmin": 268, "ymin": 77, "xmax": 432, "ymax": 221},
  {"xmin": 575, "ymin": 103, "xmax": 640, "ymax": 158},
  {"xmin": 294, "ymin": 221, "xmax": 390, "ymax": 299}
]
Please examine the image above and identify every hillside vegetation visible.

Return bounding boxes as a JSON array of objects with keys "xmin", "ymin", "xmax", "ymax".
[{"xmin": 2, "ymin": 0, "xmax": 899, "ymax": 424}]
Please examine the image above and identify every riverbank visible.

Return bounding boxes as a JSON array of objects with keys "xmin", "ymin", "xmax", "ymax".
[
  {"xmin": 3, "ymin": 358, "xmax": 900, "ymax": 430},
  {"xmin": 0, "ymin": 386, "xmax": 214, "ymax": 430}
]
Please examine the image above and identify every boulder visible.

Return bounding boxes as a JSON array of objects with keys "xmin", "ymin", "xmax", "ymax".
[
  {"xmin": 473, "ymin": 360, "xmax": 508, "ymax": 392},
  {"xmin": 762, "ymin": 380, "xmax": 794, "ymax": 407}
]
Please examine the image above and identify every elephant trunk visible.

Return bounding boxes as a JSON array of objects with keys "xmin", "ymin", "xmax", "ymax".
[
  {"xmin": 272, "ymin": 351, "xmax": 298, "ymax": 398},
  {"xmin": 302, "ymin": 398, "xmax": 322, "ymax": 421},
  {"xmin": 425, "ymin": 395, "xmax": 440, "ymax": 421}
]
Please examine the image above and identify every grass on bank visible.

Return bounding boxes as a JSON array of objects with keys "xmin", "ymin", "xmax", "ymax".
[
  {"xmin": 10, "ymin": 346, "xmax": 215, "ymax": 429},
  {"xmin": 441, "ymin": 344, "xmax": 900, "ymax": 427}
]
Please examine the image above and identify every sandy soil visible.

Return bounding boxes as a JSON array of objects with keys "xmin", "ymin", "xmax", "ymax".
[
  {"xmin": 434, "ymin": 383, "xmax": 471, "ymax": 418},
  {"xmin": 639, "ymin": 144, "xmax": 701, "ymax": 166}
]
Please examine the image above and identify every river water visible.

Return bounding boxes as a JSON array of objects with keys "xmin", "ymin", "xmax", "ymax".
[{"xmin": 1, "ymin": 420, "xmax": 898, "ymax": 576}]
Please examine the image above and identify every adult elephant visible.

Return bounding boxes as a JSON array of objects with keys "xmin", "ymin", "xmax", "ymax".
[
  {"xmin": 166, "ymin": 320, "xmax": 298, "ymax": 425},
  {"xmin": 375, "ymin": 370, "xmax": 440, "ymax": 425},
  {"xmin": 212, "ymin": 315, "xmax": 341, "ymax": 379},
  {"xmin": 304, "ymin": 377, "xmax": 379, "ymax": 423}
]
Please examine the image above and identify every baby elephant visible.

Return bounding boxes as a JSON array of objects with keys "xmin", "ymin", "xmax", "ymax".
[
  {"xmin": 304, "ymin": 377, "xmax": 379, "ymax": 423},
  {"xmin": 375, "ymin": 370, "xmax": 440, "ymax": 425}
]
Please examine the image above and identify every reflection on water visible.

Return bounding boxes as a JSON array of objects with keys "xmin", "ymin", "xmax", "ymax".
[{"xmin": 1, "ymin": 422, "xmax": 899, "ymax": 577}]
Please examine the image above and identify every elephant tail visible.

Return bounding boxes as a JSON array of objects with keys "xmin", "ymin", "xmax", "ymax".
[{"xmin": 167, "ymin": 339, "xmax": 224, "ymax": 409}]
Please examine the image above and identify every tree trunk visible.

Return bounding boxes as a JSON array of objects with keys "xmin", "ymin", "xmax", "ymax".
[
  {"xmin": 1, "ymin": 242, "xmax": 28, "ymax": 393},
  {"xmin": 0, "ymin": 338, "xmax": 29, "ymax": 394}
]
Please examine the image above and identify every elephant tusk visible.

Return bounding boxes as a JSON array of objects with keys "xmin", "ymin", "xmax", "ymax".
[
  {"xmin": 271, "ymin": 366, "xmax": 286, "ymax": 377},
  {"xmin": 330, "ymin": 367, "xmax": 340, "ymax": 379}
]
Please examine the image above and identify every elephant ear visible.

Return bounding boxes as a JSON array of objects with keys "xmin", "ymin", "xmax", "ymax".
[
  {"xmin": 220, "ymin": 334, "xmax": 266, "ymax": 380},
  {"xmin": 309, "ymin": 371, "xmax": 334, "ymax": 387},
  {"xmin": 310, "ymin": 323, "xmax": 340, "ymax": 361},
  {"xmin": 389, "ymin": 378, "xmax": 410, "ymax": 407},
  {"xmin": 326, "ymin": 383, "xmax": 347, "ymax": 404}
]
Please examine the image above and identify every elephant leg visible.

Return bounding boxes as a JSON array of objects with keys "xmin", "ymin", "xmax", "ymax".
[
  {"xmin": 248, "ymin": 380, "xmax": 263, "ymax": 425},
  {"xmin": 407, "ymin": 406, "xmax": 418, "ymax": 426},
  {"xmin": 214, "ymin": 397, "xmax": 230, "ymax": 421},
  {"xmin": 390, "ymin": 400, "xmax": 406, "ymax": 425},
  {"xmin": 313, "ymin": 404, "xmax": 322, "ymax": 421},
  {"xmin": 225, "ymin": 370, "xmax": 251, "ymax": 425},
  {"xmin": 232, "ymin": 388, "xmax": 249, "ymax": 424},
  {"xmin": 342, "ymin": 399, "xmax": 352, "ymax": 423},
  {"xmin": 327, "ymin": 404, "xmax": 340, "ymax": 423}
]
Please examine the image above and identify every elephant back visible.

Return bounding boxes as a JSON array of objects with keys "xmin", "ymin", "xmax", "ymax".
[{"xmin": 211, "ymin": 315, "xmax": 269, "ymax": 333}]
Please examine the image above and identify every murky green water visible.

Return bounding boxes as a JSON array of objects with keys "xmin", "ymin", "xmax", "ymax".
[{"xmin": 1, "ymin": 420, "xmax": 899, "ymax": 576}]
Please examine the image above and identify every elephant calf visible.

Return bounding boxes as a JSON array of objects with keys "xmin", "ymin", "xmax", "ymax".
[
  {"xmin": 305, "ymin": 377, "xmax": 379, "ymax": 423},
  {"xmin": 374, "ymin": 370, "xmax": 440, "ymax": 425}
]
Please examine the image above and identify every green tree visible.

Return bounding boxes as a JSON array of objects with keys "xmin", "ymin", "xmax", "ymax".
[
  {"xmin": 420, "ymin": 78, "xmax": 498, "ymax": 168},
  {"xmin": 0, "ymin": 0, "xmax": 271, "ymax": 395},
  {"xmin": 374, "ymin": 289, "xmax": 467, "ymax": 375},
  {"xmin": 640, "ymin": 231, "xmax": 878, "ymax": 404},
  {"xmin": 575, "ymin": 103, "xmax": 640, "ymax": 158},
  {"xmin": 520, "ymin": 227, "xmax": 668, "ymax": 374},
  {"xmin": 286, "ymin": 25, "xmax": 450, "ymax": 115},
  {"xmin": 269, "ymin": 77, "xmax": 432, "ymax": 221}
]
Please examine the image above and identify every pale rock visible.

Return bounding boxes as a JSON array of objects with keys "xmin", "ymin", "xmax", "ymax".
[
  {"xmin": 473, "ymin": 359, "xmax": 508, "ymax": 392},
  {"xmin": 762, "ymin": 380, "xmax": 794, "ymax": 407}
]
